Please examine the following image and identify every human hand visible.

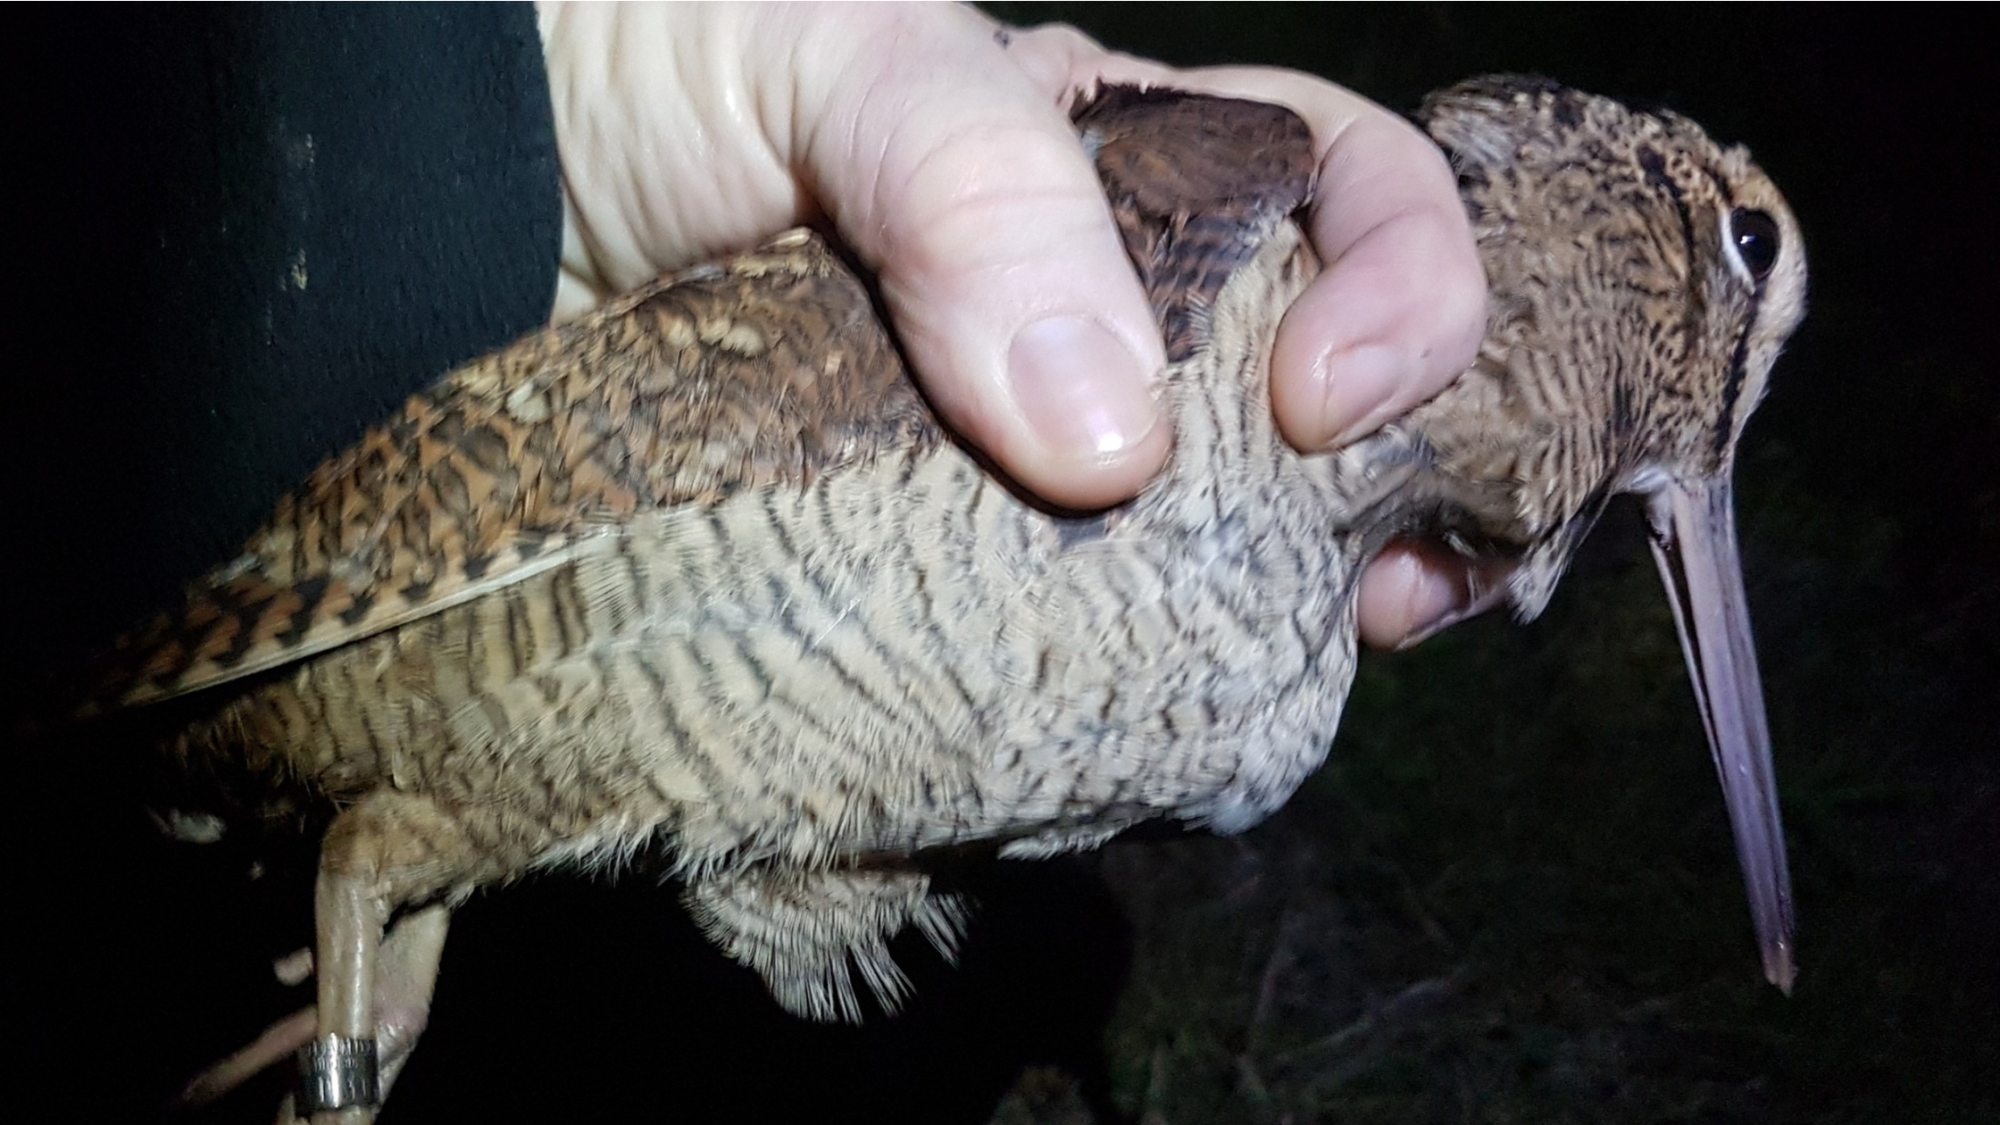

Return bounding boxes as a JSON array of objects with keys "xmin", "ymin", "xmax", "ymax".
[{"xmin": 536, "ymin": 2, "xmax": 1492, "ymax": 646}]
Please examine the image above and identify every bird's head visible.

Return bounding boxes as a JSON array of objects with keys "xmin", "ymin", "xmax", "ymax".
[{"xmin": 1385, "ymin": 77, "xmax": 1809, "ymax": 990}]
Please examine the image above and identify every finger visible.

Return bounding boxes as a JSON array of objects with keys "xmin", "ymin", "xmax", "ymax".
[
  {"xmin": 1069, "ymin": 60, "xmax": 1487, "ymax": 453},
  {"xmin": 539, "ymin": 3, "xmax": 816, "ymax": 295},
  {"xmin": 796, "ymin": 10, "xmax": 1170, "ymax": 510},
  {"xmin": 1277, "ymin": 112, "xmax": 1487, "ymax": 451},
  {"xmin": 1355, "ymin": 540, "xmax": 1516, "ymax": 650}
]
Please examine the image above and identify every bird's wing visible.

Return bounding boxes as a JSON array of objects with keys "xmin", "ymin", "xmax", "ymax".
[
  {"xmin": 1078, "ymin": 84, "xmax": 1316, "ymax": 362},
  {"xmin": 84, "ymin": 231, "xmax": 940, "ymax": 712},
  {"xmin": 81, "ymin": 87, "xmax": 1318, "ymax": 715}
]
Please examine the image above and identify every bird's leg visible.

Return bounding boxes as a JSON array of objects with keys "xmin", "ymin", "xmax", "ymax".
[
  {"xmin": 290, "ymin": 791, "xmax": 476, "ymax": 1125},
  {"xmin": 367, "ymin": 903, "xmax": 451, "ymax": 1094},
  {"xmin": 179, "ymin": 905, "xmax": 454, "ymax": 1112}
]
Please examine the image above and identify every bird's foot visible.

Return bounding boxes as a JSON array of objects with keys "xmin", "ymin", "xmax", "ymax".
[{"xmin": 175, "ymin": 904, "xmax": 451, "ymax": 1123}]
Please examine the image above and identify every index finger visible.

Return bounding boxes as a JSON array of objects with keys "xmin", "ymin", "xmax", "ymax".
[{"xmin": 1057, "ymin": 59, "xmax": 1488, "ymax": 453}]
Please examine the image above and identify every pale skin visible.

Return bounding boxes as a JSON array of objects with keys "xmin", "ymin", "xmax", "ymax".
[{"xmin": 537, "ymin": 2, "xmax": 1494, "ymax": 647}]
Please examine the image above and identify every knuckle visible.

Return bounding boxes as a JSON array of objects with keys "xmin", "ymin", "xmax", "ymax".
[{"xmin": 887, "ymin": 125, "xmax": 1106, "ymax": 277}]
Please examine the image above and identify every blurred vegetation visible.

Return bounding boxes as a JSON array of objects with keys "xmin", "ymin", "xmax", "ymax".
[{"xmin": 980, "ymin": 5, "xmax": 1998, "ymax": 1123}]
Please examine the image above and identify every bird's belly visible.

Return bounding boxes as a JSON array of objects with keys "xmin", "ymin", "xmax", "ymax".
[
  {"xmin": 967, "ymin": 535, "xmax": 1360, "ymax": 850},
  {"xmin": 193, "ymin": 441, "xmax": 1358, "ymax": 874},
  {"xmin": 588, "ymin": 448, "xmax": 1367, "ymax": 862}
]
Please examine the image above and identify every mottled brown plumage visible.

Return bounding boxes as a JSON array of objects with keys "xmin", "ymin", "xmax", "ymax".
[
  {"xmin": 71, "ymin": 80, "xmax": 1805, "ymax": 1122},
  {"xmin": 87, "ymin": 230, "xmax": 941, "ymax": 714}
]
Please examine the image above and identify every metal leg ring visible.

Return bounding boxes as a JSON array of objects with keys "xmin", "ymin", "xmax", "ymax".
[{"xmin": 295, "ymin": 1034, "xmax": 381, "ymax": 1114}]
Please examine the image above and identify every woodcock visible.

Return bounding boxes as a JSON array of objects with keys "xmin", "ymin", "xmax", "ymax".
[{"xmin": 67, "ymin": 78, "xmax": 1806, "ymax": 1120}]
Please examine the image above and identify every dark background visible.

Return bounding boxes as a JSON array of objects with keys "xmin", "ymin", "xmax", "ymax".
[{"xmin": 8, "ymin": 5, "xmax": 1995, "ymax": 1124}]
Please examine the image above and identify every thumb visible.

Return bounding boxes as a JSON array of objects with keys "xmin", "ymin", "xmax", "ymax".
[{"xmin": 795, "ymin": 8, "xmax": 1169, "ymax": 510}]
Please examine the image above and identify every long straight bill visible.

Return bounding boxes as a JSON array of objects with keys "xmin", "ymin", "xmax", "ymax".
[{"xmin": 1647, "ymin": 477, "xmax": 1796, "ymax": 993}]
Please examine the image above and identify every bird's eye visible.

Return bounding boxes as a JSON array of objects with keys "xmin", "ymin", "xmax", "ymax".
[{"xmin": 1728, "ymin": 208, "xmax": 1780, "ymax": 282}]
